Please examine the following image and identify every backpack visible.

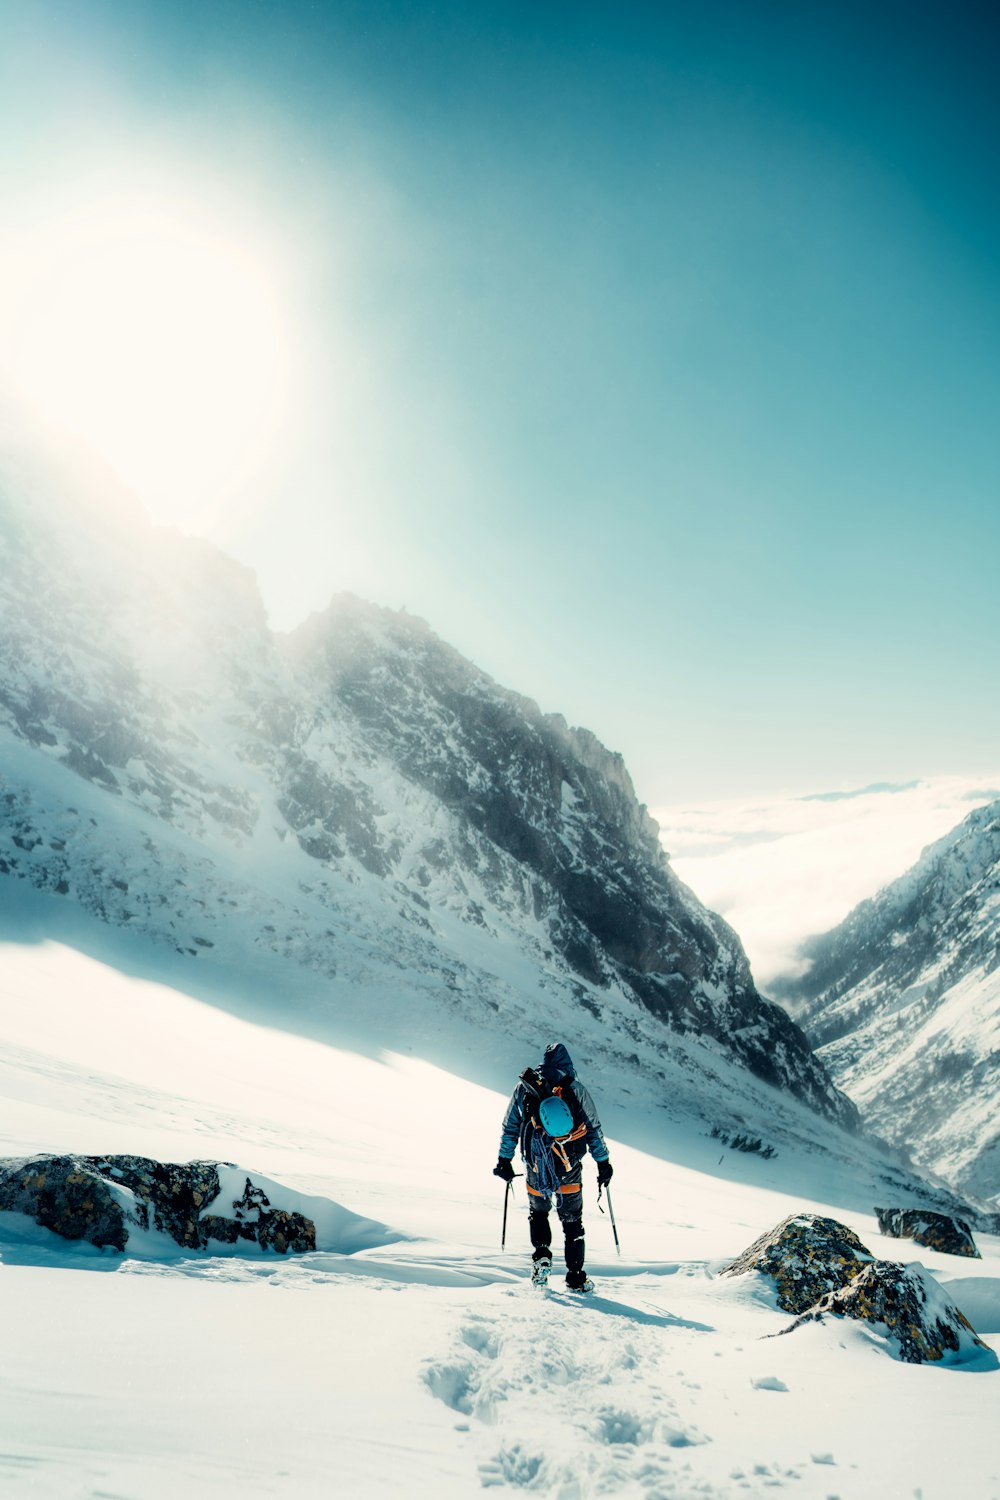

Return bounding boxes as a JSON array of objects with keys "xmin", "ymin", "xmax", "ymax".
[{"xmin": 518, "ymin": 1067, "xmax": 587, "ymax": 1192}]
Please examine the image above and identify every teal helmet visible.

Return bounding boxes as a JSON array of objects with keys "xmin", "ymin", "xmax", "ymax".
[{"xmin": 538, "ymin": 1094, "xmax": 574, "ymax": 1138}]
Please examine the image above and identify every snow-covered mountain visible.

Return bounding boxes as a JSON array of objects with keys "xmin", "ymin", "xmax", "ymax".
[
  {"xmin": 6, "ymin": 441, "xmax": 997, "ymax": 1499},
  {"xmin": 774, "ymin": 800, "xmax": 1000, "ymax": 1203},
  {"xmin": 3, "ymin": 435, "xmax": 859, "ymax": 1156}
]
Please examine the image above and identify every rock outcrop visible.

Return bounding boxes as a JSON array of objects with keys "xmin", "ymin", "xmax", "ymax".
[
  {"xmin": 876, "ymin": 1207, "xmax": 980, "ymax": 1259},
  {"xmin": 784, "ymin": 1261, "xmax": 990, "ymax": 1366},
  {"xmin": 720, "ymin": 1213, "xmax": 873, "ymax": 1314},
  {"xmin": 723, "ymin": 1212, "xmax": 992, "ymax": 1366},
  {"xmin": 0, "ymin": 1155, "xmax": 316, "ymax": 1254},
  {"xmin": 200, "ymin": 1174, "xmax": 316, "ymax": 1254},
  {"xmin": 0, "ymin": 1154, "xmax": 131, "ymax": 1251}
]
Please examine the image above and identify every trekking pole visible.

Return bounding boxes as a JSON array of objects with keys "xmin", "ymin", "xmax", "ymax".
[
  {"xmin": 500, "ymin": 1174, "xmax": 523, "ymax": 1251},
  {"xmin": 598, "ymin": 1183, "xmax": 621, "ymax": 1256}
]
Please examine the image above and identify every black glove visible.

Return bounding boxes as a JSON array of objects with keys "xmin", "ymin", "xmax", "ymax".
[
  {"xmin": 493, "ymin": 1157, "xmax": 515, "ymax": 1182},
  {"xmin": 597, "ymin": 1159, "xmax": 613, "ymax": 1186}
]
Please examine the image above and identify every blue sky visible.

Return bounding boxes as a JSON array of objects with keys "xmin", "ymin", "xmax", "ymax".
[{"xmin": 3, "ymin": 0, "xmax": 999, "ymax": 803}]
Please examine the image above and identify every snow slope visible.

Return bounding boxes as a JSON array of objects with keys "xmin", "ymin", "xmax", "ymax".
[
  {"xmin": 775, "ymin": 801, "xmax": 1000, "ymax": 1204},
  {"xmin": 2, "ymin": 934, "xmax": 998, "ymax": 1500}
]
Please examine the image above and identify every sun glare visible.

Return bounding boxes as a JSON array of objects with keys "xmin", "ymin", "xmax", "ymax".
[{"xmin": 0, "ymin": 200, "xmax": 292, "ymax": 533}]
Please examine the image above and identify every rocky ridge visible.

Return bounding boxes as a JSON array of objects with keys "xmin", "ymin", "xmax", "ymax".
[
  {"xmin": 774, "ymin": 801, "xmax": 1000, "ymax": 1201},
  {"xmin": 0, "ymin": 440, "xmax": 858, "ymax": 1140}
]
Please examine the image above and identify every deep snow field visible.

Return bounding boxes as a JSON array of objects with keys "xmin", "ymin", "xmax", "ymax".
[{"xmin": 2, "ymin": 938, "xmax": 1000, "ymax": 1500}]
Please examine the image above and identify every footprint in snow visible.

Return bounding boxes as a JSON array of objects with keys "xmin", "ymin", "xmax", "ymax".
[
  {"xmin": 592, "ymin": 1406, "xmax": 654, "ymax": 1446},
  {"xmin": 478, "ymin": 1445, "xmax": 544, "ymax": 1489},
  {"xmin": 424, "ymin": 1298, "xmax": 707, "ymax": 1494},
  {"xmin": 461, "ymin": 1321, "xmax": 501, "ymax": 1359},
  {"xmin": 422, "ymin": 1359, "xmax": 476, "ymax": 1416}
]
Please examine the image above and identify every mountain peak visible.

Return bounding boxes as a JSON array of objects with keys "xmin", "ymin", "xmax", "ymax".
[{"xmin": 1, "ymin": 448, "xmax": 858, "ymax": 1144}]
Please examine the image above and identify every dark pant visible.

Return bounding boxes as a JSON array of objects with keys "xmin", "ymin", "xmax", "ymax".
[{"xmin": 526, "ymin": 1161, "xmax": 585, "ymax": 1273}]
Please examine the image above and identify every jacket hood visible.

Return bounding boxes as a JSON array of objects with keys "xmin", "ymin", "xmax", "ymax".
[{"xmin": 539, "ymin": 1042, "xmax": 576, "ymax": 1084}]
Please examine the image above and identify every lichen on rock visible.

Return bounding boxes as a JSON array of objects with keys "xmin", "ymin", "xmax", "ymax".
[
  {"xmin": 202, "ymin": 1174, "xmax": 316, "ymax": 1253},
  {"xmin": 0, "ymin": 1154, "xmax": 316, "ymax": 1256},
  {"xmin": 784, "ymin": 1260, "xmax": 991, "ymax": 1366},
  {"xmin": 723, "ymin": 1210, "xmax": 993, "ymax": 1366},
  {"xmin": 876, "ymin": 1206, "xmax": 980, "ymax": 1258},
  {"xmin": 0, "ymin": 1155, "xmax": 127, "ymax": 1251},
  {"xmin": 719, "ymin": 1213, "xmax": 873, "ymax": 1314}
]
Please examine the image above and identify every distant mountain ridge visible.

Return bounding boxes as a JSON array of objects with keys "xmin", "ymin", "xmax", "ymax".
[
  {"xmin": 775, "ymin": 800, "xmax": 1000, "ymax": 1202},
  {"xmin": 0, "ymin": 439, "xmax": 859, "ymax": 1145}
]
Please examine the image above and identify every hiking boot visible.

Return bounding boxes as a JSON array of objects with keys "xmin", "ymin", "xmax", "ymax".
[
  {"xmin": 565, "ymin": 1271, "xmax": 594, "ymax": 1294},
  {"xmin": 531, "ymin": 1253, "xmax": 552, "ymax": 1287}
]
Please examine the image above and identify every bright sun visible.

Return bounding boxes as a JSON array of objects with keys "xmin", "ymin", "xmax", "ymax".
[{"xmin": 1, "ymin": 200, "xmax": 292, "ymax": 532}]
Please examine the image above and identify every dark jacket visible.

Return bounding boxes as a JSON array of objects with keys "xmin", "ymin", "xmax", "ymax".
[{"xmin": 498, "ymin": 1043, "xmax": 609, "ymax": 1170}]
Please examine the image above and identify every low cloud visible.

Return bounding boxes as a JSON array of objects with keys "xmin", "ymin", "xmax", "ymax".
[{"xmin": 653, "ymin": 775, "xmax": 1000, "ymax": 988}]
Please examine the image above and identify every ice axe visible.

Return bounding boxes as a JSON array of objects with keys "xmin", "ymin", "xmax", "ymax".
[
  {"xmin": 500, "ymin": 1173, "xmax": 523, "ymax": 1250},
  {"xmin": 597, "ymin": 1181, "xmax": 621, "ymax": 1256}
]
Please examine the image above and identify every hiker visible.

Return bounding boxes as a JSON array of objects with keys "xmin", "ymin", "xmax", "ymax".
[{"xmin": 493, "ymin": 1041, "xmax": 613, "ymax": 1293}]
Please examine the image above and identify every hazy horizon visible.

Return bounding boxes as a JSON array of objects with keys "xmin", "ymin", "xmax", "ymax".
[{"xmin": 654, "ymin": 772, "xmax": 1000, "ymax": 985}]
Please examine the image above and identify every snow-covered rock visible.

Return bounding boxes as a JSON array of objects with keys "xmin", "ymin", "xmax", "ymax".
[
  {"xmin": 0, "ymin": 1154, "xmax": 396, "ymax": 1256},
  {"xmin": 722, "ymin": 1211, "xmax": 993, "ymax": 1366},
  {"xmin": 1, "ymin": 1153, "xmax": 132, "ymax": 1251},
  {"xmin": 0, "ymin": 441, "xmax": 857, "ymax": 1141},
  {"xmin": 773, "ymin": 801, "xmax": 1000, "ymax": 1200},
  {"xmin": 875, "ymin": 1206, "xmax": 980, "ymax": 1258},
  {"xmin": 720, "ymin": 1212, "xmax": 873, "ymax": 1313},
  {"xmin": 784, "ymin": 1260, "xmax": 991, "ymax": 1366}
]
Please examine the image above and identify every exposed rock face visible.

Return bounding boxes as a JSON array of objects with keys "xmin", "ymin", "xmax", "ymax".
[
  {"xmin": 0, "ymin": 1154, "xmax": 129, "ymax": 1251},
  {"xmin": 784, "ymin": 1261, "xmax": 989, "ymax": 1366},
  {"xmin": 0, "ymin": 445, "xmax": 856, "ymax": 1130},
  {"xmin": 773, "ymin": 800, "xmax": 1000, "ymax": 1197},
  {"xmin": 0, "ymin": 1155, "xmax": 316, "ymax": 1254},
  {"xmin": 720, "ymin": 1213, "xmax": 873, "ymax": 1314},
  {"xmin": 875, "ymin": 1207, "xmax": 980, "ymax": 1258},
  {"xmin": 200, "ymin": 1175, "xmax": 315, "ymax": 1255},
  {"xmin": 723, "ymin": 1211, "xmax": 992, "ymax": 1366},
  {"xmin": 287, "ymin": 599, "xmax": 848, "ymax": 1115}
]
